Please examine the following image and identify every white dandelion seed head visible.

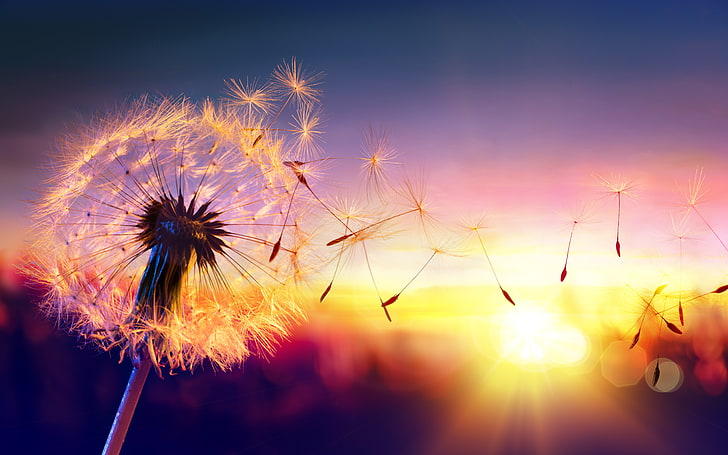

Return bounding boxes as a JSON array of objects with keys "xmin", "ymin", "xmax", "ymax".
[{"xmin": 25, "ymin": 65, "xmax": 324, "ymax": 373}]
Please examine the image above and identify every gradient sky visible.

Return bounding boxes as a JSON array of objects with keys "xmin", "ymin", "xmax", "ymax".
[
  {"xmin": 2, "ymin": 1, "xmax": 728, "ymax": 452},
  {"xmin": 2, "ymin": 1, "xmax": 727, "ymax": 254}
]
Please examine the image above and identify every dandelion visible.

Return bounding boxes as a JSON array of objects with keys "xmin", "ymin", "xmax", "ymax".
[
  {"xmin": 597, "ymin": 174, "xmax": 636, "ymax": 257},
  {"xmin": 23, "ymin": 60, "xmax": 322, "ymax": 454},
  {"xmin": 559, "ymin": 204, "xmax": 595, "ymax": 282},
  {"xmin": 682, "ymin": 167, "xmax": 728, "ymax": 255},
  {"xmin": 464, "ymin": 215, "xmax": 515, "ymax": 305}
]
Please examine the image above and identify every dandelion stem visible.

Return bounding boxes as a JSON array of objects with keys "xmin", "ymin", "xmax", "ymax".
[{"xmin": 102, "ymin": 357, "xmax": 152, "ymax": 455}]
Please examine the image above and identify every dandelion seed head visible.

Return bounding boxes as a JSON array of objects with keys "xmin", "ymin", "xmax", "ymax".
[{"xmin": 25, "ymin": 68, "xmax": 321, "ymax": 373}]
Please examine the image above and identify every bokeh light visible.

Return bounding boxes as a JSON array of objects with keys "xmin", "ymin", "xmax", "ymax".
[
  {"xmin": 645, "ymin": 358, "xmax": 683, "ymax": 393},
  {"xmin": 601, "ymin": 340, "xmax": 647, "ymax": 387}
]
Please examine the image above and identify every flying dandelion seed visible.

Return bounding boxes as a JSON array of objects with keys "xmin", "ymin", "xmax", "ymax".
[
  {"xmin": 378, "ymin": 245, "xmax": 454, "ymax": 322},
  {"xmin": 226, "ymin": 60, "xmax": 325, "ymax": 262},
  {"xmin": 23, "ymin": 60, "xmax": 324, "ymax": 455},
  {"xmin": 626, "ymin": 284, "xmax": 682, "ymax": 351},
  {"xmin": 669, "ymin": 211, "xmax": 695, "ymax": 326},
  {"xmin": 359, "ymin": 126, "xmax": 400, "ymax": 200},
  {"xmin": 327, "ymin": 174, "xmax": 432, "ymax": 247},
  {"xmin": 464, "ymin": 216, "xmax": 515, "ymax": 305},
  {"xmin": 324, "ymin": 173, "xmax": 435, "ymax": 320},
  {"xmin": 624, "ymin": 284, "xmax": 683, "ymax": 388},
  {"xmin": 558, "ymin": 204, "xmax": 595, "ymax": 283},
  {"xmin": 560, "ymin": 220, "xmax": 577, "ymax": 282},
  {"xmin": 653, "ymin": 358, "xmax": 662, "ymax": 386},
  {"xmin": 683, "ymin": 167, "xmax": 728, "ymax": 255},
  {"xmin": 682, "ymin": 283, "xmax": 728, "ymax": 306},
  {"xmin": 318, "ymin": 197, "xmax": 371, "ymax": 303},
  {"xmin": 597, "ymin": 174, "xmax": 636, "ymax": 257}
]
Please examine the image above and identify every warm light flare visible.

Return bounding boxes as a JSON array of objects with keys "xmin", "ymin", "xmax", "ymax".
[{"xmin": 491, "ymin": 301, "xmax": 589, "ymax": 370}]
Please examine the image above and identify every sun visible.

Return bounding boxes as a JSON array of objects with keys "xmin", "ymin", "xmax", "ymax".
[{"xmin": 491, "ymin": 301, "xmax": 589, "ymax": 370}]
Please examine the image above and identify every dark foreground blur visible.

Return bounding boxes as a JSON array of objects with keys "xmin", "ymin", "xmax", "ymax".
[{"xmin": 3, "ymin": 253, "xmax": 728, "ymax": 455}]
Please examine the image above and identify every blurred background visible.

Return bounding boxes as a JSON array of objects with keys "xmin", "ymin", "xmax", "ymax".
[{"xmin": 2, "ymin": 1, "xmax": 728, "ymax": 453}]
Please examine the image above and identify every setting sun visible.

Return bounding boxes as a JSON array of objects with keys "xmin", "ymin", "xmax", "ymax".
[{"xmin": 491, "ymin": 301, "xmax": 590, "ymax": 369}]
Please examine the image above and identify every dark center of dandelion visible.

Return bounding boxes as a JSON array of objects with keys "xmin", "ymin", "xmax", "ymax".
[{"xmin": 133, "ymin": 194, "xmax": 228, "ymax": 322}]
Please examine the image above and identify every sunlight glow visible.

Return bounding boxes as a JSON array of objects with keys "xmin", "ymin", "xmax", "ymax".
[{"xmin": 491, "ymin": 301, "xmax": 589, "ymax": 370}]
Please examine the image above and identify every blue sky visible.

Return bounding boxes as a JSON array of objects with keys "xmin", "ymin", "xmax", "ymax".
[{"xmin": 1, "ymin": 0, "xmax": 727, "ymax": 253}]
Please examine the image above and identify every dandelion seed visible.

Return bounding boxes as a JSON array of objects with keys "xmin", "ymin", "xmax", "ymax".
[
  {"xmin": 225, "ymin": 78, "xmax": 275, "ymax": 115},
  {"xmin": 713, "ymin": 284, "xmax": 728, "ymax": 294},
  {"xmin": 678, "ymin": 303, "xmax": 684, "ymax": 326},
  {"xmin": 271, "ymin": 57, "xmax": 323, "ymax": 109},
  {"xmin": 683, "ymin": 283, "xmax": 728, "ymax": 303},
  {"xmin": 319, "ymin": 281, "xmax": 333, "ymax": 303},
  {"xmin": 597, "ymin": 174, "xmax": 636, "ymax": 257},
  {"xmin": 378, "ymin": 245, "xmax": 451, "ymax": 322},
  {"xmin": 630, "ymin": 329, "xmax": 641, "ymax": 349},
  {"xmin": 464, "ymin": 216, "xmax": 515, "ymax": 305},
  {"xmin": 665, "ymin": 321, "xmax": 682, "ymax": 335},
  {"xmin": 561, "ymin": 220, "xmax": 577, "ymax": 282},
  {"xmin": 653, "ymin": 358, "xmax": 661, "ymax": 386},
  {"xmin": 683, "ymin": 167, "xmax": 728, "ymax": 255},
  {"xmin": 670, "ymin": 212, "xmax": 689, "ymax": 325},
  {"xmin": 318, "ymin": 198, "xmax": 367, "ymax": 303},
  {"xmin": 359, "ymin": 126, "xmax": 399, "ymax": 199},
  {"xmin": 273, "ymin": 158, "xmax": 351, "ymax": 263},
  {"xmin": 626, "ymin": 284, "xmax": 682, "ymax": 349},
  {"xmin": 559, "ymin": 204, "xmax": 596, "ymax": 282},
  {"xmin": 322, "ymin": 173, "xmax": 435, "ymax": 319},
  {"xmin": 325, "ymin": 175, "xmax": 431, "ymax": 247},
  {"xmin": 290, "ymin": 103, "xmax": 325, "ymax": 160}
]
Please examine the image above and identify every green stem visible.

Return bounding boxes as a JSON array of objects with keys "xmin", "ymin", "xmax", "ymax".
[{"xmin": 102, "ymin": 357, "xmax": 152, "ymax": 455}]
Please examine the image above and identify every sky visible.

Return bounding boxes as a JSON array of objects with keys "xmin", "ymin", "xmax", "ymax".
[{"xmin": 2, "ymin": 1, "xmax": 728, "ymax": 453}]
